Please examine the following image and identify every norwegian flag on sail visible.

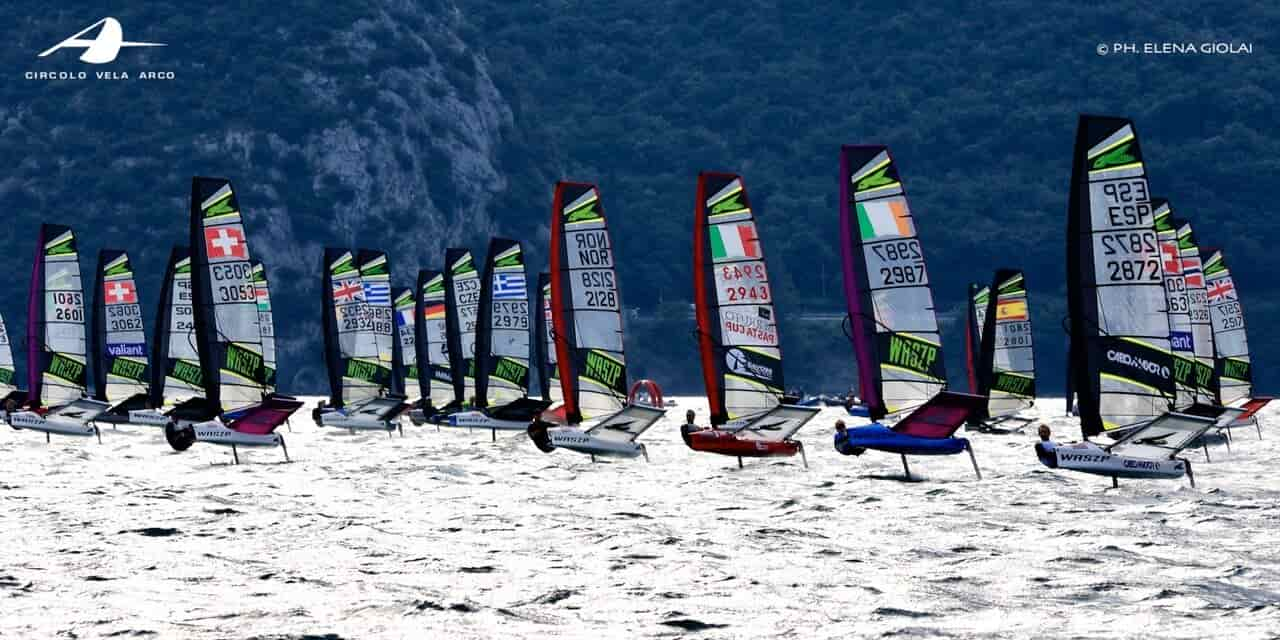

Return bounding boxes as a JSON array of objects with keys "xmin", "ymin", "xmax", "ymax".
[{"xmin": 1182, "ymin": 255, "xmax": 1204, "ymax": 288}]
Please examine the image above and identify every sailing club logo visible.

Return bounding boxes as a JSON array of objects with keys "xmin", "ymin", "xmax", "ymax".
[{"xmin": 26, "ymin": 17, "xmax": 176, "ymax": 81}]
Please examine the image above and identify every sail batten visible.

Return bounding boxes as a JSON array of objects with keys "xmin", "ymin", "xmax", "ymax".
[
  {"xmin": 839, "ymin": 146, "xmax": 945, "ymax": 420},
  {"xmin": 693, "ymin": 172, "xmax": 783, "ymax": 424},
  {"xmin": 550, "ymin": 182, "xmax": 627, "ymax": 424}
]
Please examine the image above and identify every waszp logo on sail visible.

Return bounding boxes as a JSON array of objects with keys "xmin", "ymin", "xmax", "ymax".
[{"xmin": 26, "ymin": 17, "xmax": 175, "ymax": 81}]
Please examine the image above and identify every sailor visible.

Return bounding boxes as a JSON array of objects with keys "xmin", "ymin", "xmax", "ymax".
[
  {"xmin": 833, "ymin": 419, "xmax": 865, "ymax": 456},
  {"xmin": 679, "ymin": 410, "xmax": 702, "ymax": 447},
  {"xmin": 1034, "ymin": 424, "xmax": 1059, "ymax": 468},
  {"xmin": 0, "ymin": 397, "xmax": 14, "ymax": 425}
]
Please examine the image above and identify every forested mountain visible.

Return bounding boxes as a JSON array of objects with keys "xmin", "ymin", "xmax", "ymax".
[{"xmin": 2, "ymin": 1, "xmax": 1275, "ymax": 395}]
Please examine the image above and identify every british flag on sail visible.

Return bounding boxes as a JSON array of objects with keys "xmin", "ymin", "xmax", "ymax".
[
  {"xmin": 364, "ymin": 280, "xmax": 391, "ymax": 305},
  {"xmin": 492, "ymin": 273, "xmax": 526, "ymax": 300},
  {"xmin": 333, "ymin": 280, "xmax": 363, "ymax": 303}
]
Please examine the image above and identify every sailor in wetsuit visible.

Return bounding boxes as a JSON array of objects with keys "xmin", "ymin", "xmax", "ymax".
[
  {"xmin": 833, "ymin": 420, "xmax": 865, "ymax": 456},
  {"xmin": 679, "ymin": 410, "xmax": 703, "ymax": 447},
  {"xmin": 1034, "ymin": 424, "xmax": 1059, "ymax": 468},
  {"xmin": 0, "ymin": 398, "xmax": 14, "ymax": 426}
]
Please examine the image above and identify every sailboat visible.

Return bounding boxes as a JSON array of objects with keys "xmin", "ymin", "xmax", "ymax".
[
  {"xmin": 5, "ymin": 224, "xmax": 110, "ymax": 440},
  {"xmin": 0, "ymin": 311, "xmax": 16, "ymax": 403},
  {"xmin": 252, "ymin": 261, "xmax": 277, "ymax": 394},
  {"xmin": 431, "ymin": 248, "xmax": 482, "ymax": 422},
  {"xmin": 833, "ymin": 146, "xmax": 985, "ymax": 480},
  {"xmin": 392, "ymin": 286, "xmax": 418, "ymax": 402},
  {"xmin": 1199, "ymin": 247, "xmax": 1271, "ymax": 432},
  {"xmin": 149, "ymin": 247, "xmax": 205, "ymax": 411},
  {"xmin": 1038, "ymin": 115, "xmax": 1218, "ymax": 486},
  {"xmin": 314, "ymin": 248, "xmax": 408, "ymax": 432},
  {"xmin": 408, "ymin": 269, "xmax": 454, "ymax": 425},
  {"xmin": 527, "ymin": 182, "xmax": 665, "ymax": 461},
  {"xmin": 964, "ymin": 269, "xmax": 1036, "ymax": 432},
  {"xmin": 90, "ymin": 250, "xmax": 169, "ymax": 428},
  {"xmin": 447, "ymin": 239, "xmax": 550, "ymax": 436},
  {"xmin": 684, "ymin": 171, "xmax": 818, "ymax": 466},
  {"xmin": 533, "ymin": 272, "xmax": 565, "ymax": 418},
  {"xmin": 163, "ymin": 177, "xmax": 302, "ymax": 462}
]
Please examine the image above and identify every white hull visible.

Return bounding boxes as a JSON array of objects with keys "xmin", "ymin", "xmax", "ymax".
[
  {"xmin": 8, "ymin": 411, "xmax": 98, "ymax": 437},
  {"xmin": 191, "ymin": 420, "xmax": 282, "ymax": 447},
  {"xmin": 317, "ymin": 409, "xmax": 398, "ymax": 431},
  {"xmin": 447, "ymin": 410, "xmax": 529, "ymax": 431},
  {"xmin": 547, "ymin": 427, "xmax": 647, "ymax": 460},
  {"xmin": 1052, "ymin": 447, "xmax": 1187, "ymax": 480}
]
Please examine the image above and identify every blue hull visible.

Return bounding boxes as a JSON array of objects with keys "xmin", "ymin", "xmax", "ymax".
[{"xmin": 839, "ymin": 424, "xmax": 968, "ymax": 456}]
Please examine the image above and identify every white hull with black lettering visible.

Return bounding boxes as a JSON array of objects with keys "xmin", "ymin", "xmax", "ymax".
[
  {"xmin": 546, "ymin": 426, "xmax": 648, "ymax": 460},
  {"xmin": 8, "ymin": 410, "xmax": 100, "ymax": 439},
  {"xmin": 1051, "ymin": 447, "xmax": 1188, "ymax": 480},
  {"xmin": 447, "ymin": 410, "xmax": 529, "ymax": 431}
]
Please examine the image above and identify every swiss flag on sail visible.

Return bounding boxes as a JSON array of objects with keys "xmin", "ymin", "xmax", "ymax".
[
  {"xmin": 1160, "ymin": 242, "xmax": 1181, "ymax": 274},
  {"xmin": 104, "ymin": 280, "xmax": 137, "ymax": 304},
  {"xmin": 204, "ymin": 226, "xmax": 247, "ymax": 260}
]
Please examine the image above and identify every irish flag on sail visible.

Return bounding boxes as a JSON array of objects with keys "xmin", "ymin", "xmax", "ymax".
[
  {"xmin": 856, "ymin": 200, "xmax": 913, "ymax": 240},
  {"xmin": 710, "ymin": 222, "xmax": 761, "ymax": 260}
]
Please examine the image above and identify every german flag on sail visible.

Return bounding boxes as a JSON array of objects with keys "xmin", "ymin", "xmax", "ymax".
[
  {"xmin": 423, "ymin": 303, "xmax": 445, "ymax": 320},
  {"xmin": 856, "ymin": 200, "xmax": 913, "ymax": 240},
  {"xmin": 996, "ymin": 299, "xmax": 1028, "ymax": 321}
]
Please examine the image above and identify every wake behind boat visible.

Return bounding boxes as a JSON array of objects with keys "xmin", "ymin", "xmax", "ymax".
[
  {"xmin": 528, "ymin": 181, "xmax": 665, "ymax": 461},
  {"xmin": 684, "ymin": 171, "xmax": 818, "ymax": 466}
]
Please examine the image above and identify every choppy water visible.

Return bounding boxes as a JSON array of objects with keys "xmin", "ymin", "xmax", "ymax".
[{"xmin": 3, "ymin": 397, "xmax": 1279, "ymax": 639}]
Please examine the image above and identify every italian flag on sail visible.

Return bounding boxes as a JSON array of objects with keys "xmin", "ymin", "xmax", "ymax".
[
  {"xmin": 710, "ymin": 222, "xmax": 761, "ymax": 260},
  {"xmin": 856, "ymin": 200, "xmax": 913, "ymax": 241}
]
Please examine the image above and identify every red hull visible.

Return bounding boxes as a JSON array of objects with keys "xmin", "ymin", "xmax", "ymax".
[{"xmin": 686, "ymin": 428, "xmax": 800, "ymax": 458}]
